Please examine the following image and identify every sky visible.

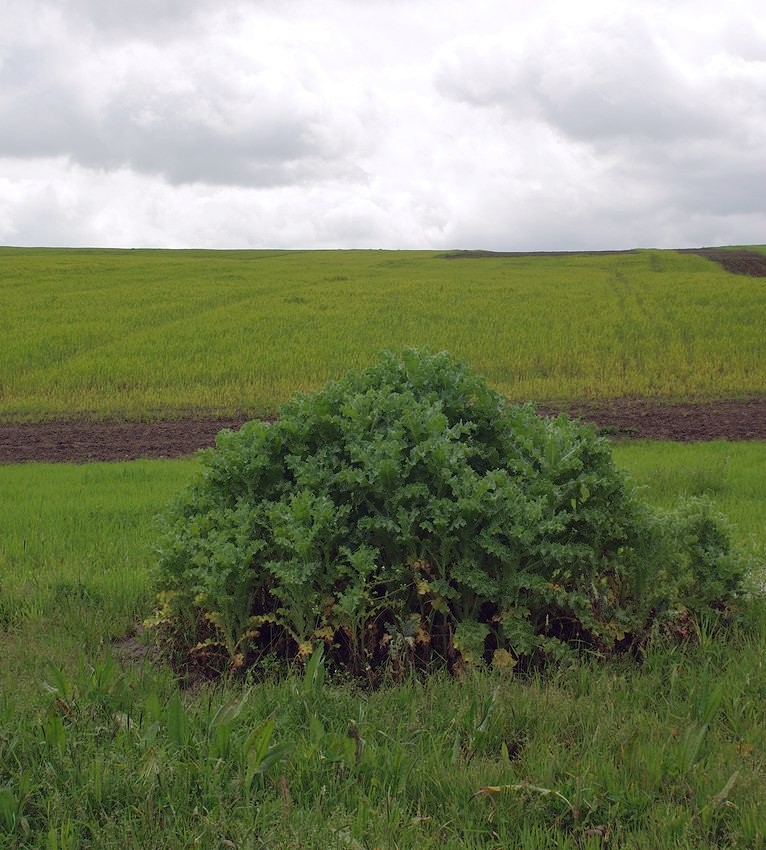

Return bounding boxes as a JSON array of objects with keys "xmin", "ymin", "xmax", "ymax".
[{"xmin": 1, "ymin": 0, "xmax": 764, "ymax": 251}]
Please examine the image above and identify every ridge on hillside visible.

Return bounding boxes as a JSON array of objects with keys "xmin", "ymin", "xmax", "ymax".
[{"xmin": 440, "ymin": 246, "xmax": 766, "ymax": 276}]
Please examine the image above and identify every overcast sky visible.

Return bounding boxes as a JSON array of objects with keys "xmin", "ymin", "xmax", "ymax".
[{"xmin": 1, "ymin": 0, "xmax": 764, "ymax": 250}]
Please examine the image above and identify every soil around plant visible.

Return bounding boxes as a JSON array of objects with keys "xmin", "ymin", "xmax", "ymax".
[{"xmin": 1, "ymin": 399, "xmax": 764, "ymax": 464}]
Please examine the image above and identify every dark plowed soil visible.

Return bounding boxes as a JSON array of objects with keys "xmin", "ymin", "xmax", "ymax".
[
  {"xmin": 1, "ymin": 400, "xmax": 764, "ymax": 464},
  {"xmin": 679, "ymin": 248, "xmax": 766, "ymax": 277},
  {"xmin": 536, "ymin": 398, "xmax": 766, "ymax": 442},
  {"xmin": 0, "ymin": 419, "xmax": 248, "ymax": 464}
]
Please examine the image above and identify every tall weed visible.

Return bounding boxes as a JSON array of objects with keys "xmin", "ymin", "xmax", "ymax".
[{"xmin": 152, "ymin": 351, "xmax": 750, "ymax": 676}]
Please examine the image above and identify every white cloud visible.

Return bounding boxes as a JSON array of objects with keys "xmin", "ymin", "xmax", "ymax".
[
  {"xmin": 431, "ymin": 5, "xmax": 766, "ymax": 245},
  {"xmin": 1, "ymin": 0, "xmax": 765, "ymax": 249}
]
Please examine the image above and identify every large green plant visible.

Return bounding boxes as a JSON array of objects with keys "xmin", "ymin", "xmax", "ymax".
[{"xmin": 151, "ymin": 350, "xmax": 745, "ymax": 674}]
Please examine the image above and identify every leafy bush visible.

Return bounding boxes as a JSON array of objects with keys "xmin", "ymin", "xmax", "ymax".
[{"xmin": 150, "ymin": 349, "xmax": 746, "ymax": 675}]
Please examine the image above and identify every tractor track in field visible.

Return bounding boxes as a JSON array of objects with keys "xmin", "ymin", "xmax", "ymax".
[{"xmin": 1, "ymin": 398, "xmax": 764, "ymax": 464}]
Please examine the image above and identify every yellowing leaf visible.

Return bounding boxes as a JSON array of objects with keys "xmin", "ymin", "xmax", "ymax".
[
  {"xmin": 205, "ymin": 611, "xmax": 225, "ymax": 629},
  {"xmin": 313, "ymin": 625, "xmax": 335, "ymax": 643},
  {"xmin": 297, "ymin": 641, "xmax": 314, "ymax": 659},
  {"xmin": 431, "ymin": 595, "xmax": 450, "ymax": 614},
  {"xmin": 247, "ymin": 613, "xmax": 279, "ymax": 628},
  {"xmin": 492, "ymin": 649, "xmax": 517, "ymax": 669},
  {"xmin": 473, "ymin": 786, "xmax": 504, "ymax": 798},
  {"xmin": 413, "ymin": 621, "xmax": 431, "ymax": 646},
  {"xmin": 192, "ymin": 638, "xmax": 225, "ymax": 653}
]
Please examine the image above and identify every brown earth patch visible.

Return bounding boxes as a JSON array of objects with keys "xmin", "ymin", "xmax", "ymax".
[
  {"xmin": 537, "ymin": 398, "xmax": 766, "ymax": 442},
  {"xmin": 112, "ymin": 629, "xmax": 159, "ymax": 665},
  {"xmin": 0, "ymin": 418, "xmax": 251, "ymax": 464},
  {"xmin": 0, "ymin": 400, "xmax": 764, "ymax": 464},
  {"xmin": 679, "ymin": 248, "xmax": 766, "ymax": 277}
]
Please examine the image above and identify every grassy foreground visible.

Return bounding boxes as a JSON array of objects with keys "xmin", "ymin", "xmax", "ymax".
[
  {"xmin": 1, "ymin": 247, "xmax": 765, "ymax": 422},
  {"xmin": 0, "ymin": 441, "xmax": 764, "ymax": 848}
]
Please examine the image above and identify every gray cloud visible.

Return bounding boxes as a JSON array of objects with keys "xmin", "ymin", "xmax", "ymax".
[
  {"xmin": 0, "ymin": 47, "xmax": 98, "ymax": 161},
  {"xmin": 56, "ymin": 0, "xmax": 234, "ymax": 42},
  {"xmin": 97, "ymin": 73, "xmax": 362, "ymax": 187},
  {"xmin": 0, "ymin": 33, "xmax": 369, "ymax": 187},
  {"xmin": 434, "ymin": 15, "xmax": 752, "ymax": 144}
]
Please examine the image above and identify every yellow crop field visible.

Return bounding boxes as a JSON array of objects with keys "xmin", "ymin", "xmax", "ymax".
[{"xmin": 1, "ymin": 247, "xmax": 764, "ymax": 422}]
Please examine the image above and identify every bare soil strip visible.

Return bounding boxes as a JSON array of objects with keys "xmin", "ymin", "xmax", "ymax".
[
  {"xmin": 1, "ymin": 400, "xmax": 764, "ymax": 464},
  {"xmin": 535, "ymin": 398, "xmax": 766, "ymax": 441}
]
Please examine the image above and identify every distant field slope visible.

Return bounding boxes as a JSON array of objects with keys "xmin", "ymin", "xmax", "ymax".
[
  {"xmin": 444, "ymin": 246, "xmax": 766, "ymax": 277},
  {"xmin": 1, "ymin": 247, "xmax": 764, "ymax": 423}
]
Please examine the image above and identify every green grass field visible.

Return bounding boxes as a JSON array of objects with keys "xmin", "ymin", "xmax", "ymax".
[
  {"xmin": 1, "ymin": 443, "xmax": 764, "ymax": 848},
  {"xmin": 1, "ymin": 247, "xmax": 764, "ymax": 422},
  {"xmin": 1, "ymin": 247, "xmax": 765, "ymax": 847}
]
